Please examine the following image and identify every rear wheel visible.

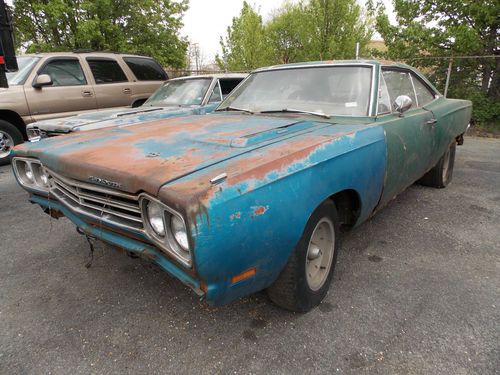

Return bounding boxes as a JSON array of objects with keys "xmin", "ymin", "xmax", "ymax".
[
  {"xmin": 0, "ymin": 120, "xmax": 23, "ymax": 166},
  {"xmin": 418, "ymin": 141, "xmax": 456, "ymax": 188},
  {"xmin": 267, "ymin": 200, "xmax": 340, "ymax": 312}
]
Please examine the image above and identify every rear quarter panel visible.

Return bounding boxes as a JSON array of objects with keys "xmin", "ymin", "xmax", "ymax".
[{"xmin": 425, "ymin": 97, "xmax": 472, "ymax": 165}]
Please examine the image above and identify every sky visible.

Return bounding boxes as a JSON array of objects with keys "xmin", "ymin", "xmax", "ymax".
[
  {"xmin": 181, "ymin": 0, "xmax": 299, "ymax": 63},
  {"xmin": 181, "ymin": 0, "xmax": 396, "ymax": 63}
]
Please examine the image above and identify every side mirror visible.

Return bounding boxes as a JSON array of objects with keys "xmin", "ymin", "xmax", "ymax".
[
  {"xmin": 33, "ymin": 74, "xmax": 53, "ymax": 89},
  {"xmin": 393, "ymin": 95, "xmax": 412, "ymax": 116}
]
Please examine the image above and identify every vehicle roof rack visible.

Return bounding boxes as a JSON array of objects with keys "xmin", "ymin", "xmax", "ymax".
[{"xmin": 72, "ymin": 49, "xmax": 96, "ymax": 53}]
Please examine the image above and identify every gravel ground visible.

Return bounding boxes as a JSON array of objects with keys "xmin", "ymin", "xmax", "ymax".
[{"xmin": 0, "ymin": 136, "xmax": 499, "ymax": 374}]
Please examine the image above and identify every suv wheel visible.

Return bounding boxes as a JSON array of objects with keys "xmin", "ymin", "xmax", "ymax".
[{"xmin": 0, "ymin": 120, "xmax": 24, "ymax": 166}]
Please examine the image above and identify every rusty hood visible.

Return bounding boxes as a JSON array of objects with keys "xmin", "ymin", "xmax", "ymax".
[{"xmin": 14, "ymin": 114, "xmax": 333, "ymax": 195}]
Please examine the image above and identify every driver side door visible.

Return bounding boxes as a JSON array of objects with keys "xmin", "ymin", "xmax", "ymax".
[
  {"xmin": 24, "ymin": 57, "xmax": 97, "ymax": 121},
  {"xmin": 378, "ymin": 68, "xmax": 437, "ymax": 206}
]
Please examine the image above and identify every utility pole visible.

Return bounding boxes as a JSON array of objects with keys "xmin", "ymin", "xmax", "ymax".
[{"xmin": 444, "ymin": 58, "xmax": 453, "ymax": 98}]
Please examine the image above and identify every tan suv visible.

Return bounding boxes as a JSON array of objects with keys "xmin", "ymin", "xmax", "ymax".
[{"xmin": 0, "ymin": 52, "xmax": 168, "ymax": 165}]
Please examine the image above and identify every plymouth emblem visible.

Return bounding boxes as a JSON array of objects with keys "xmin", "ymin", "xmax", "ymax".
[{"xmin": 88, "ymin": 176, "xmax": 121, "ymax": 189}]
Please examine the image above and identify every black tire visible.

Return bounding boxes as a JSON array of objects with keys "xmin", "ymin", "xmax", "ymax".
[
  {"xmin": 267, "ymin": 200, "xmax": 340, "ymax": 312},
  {"xmin": 0, "ymin": 120, "xmax": 24, "ymax": 166},
  {"xmin": 418, "ymin": 141, "xmax": 456, "ymax": 188}
]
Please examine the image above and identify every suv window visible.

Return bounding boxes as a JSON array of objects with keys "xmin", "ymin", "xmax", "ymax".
[
  {"xmin": 382, "ymin": 70, "xmax": 417, "ymax": 106},
  {"xmin": 123, "ymin": 57, "xmax": 168, "ymax": 81},
  {"xmin": 39, "ymin": 59, "xmax": 86, "ymax": 86},
  {"xmin": 86, "ymin": 58, "xmax": 128, "ymax": 84},
  {"xmin": 411, "ymin": 74, "xmax": 435, "ymax": 107}
]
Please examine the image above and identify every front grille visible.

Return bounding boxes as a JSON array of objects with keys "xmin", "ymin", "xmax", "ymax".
[{"xmin": 48, "ymin": 170, "xmax": 143, "ymax": 231}]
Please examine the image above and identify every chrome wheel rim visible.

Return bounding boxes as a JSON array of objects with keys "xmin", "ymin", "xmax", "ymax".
[
  {"xmin": 442, "ymin": 147, "xmax": 451, "ymax": 181},
  {"xmin": 0, "ymin": 130, "xmax": 14, "ymax": 159},
  {"xmin": 306, "ymin": 217, "xmax": 335, "ymax": 291}
]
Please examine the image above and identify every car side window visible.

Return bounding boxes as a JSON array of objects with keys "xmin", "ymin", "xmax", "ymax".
[
  {"xmin": 382, "ymin": 70, "xmax": 417, "ymax": 107},
  {"xmin": 123, "ymin": 57, "xmax": 168, "ymax": 81},
  {"xmin": 86, "ymin": 58, "xmax": 128, "ymax": 84},
  {"xmin": 377, "ymin": 73, "xmax": 392, "ymax": 114},
  {"xmin": 411, "ymin": 74, "xmax": 435, "ymax": 107},
  {"xmin": 219, "ymin": 78, "xmax": 243, "ymax": 98},
  {"xmin": 208, "ymin": 81, "xmax": 222, "ymax": 103},
  {"xmin": 39, "ymin": 59, "xmax": 87, "ymax": 87}
]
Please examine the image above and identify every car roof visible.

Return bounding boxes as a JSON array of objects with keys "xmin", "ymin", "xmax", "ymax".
[
  {"xmin": 253, "ymin": 59, "xmax": 410, "ymax": 73},
  {"xmin": 169, "ymin": 73, "xmax": 248, "ymax": 81},
  {"xmin": 20, "ymin": 52, "xmax": 155, "ymax": 59}
]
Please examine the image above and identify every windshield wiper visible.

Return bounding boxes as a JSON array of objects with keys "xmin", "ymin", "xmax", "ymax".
[
  {"xmin": 260, "ymin": 108, "xmax": 331, "ymax": 119},
  {"xmin": 217, "ymin": 106, "xmax": 254, "ymax": 114}
]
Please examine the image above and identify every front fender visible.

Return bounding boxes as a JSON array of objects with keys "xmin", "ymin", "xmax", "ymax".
[{"xmin": 167, "ymin": 125, "xmax": 387, "ymax": 305}]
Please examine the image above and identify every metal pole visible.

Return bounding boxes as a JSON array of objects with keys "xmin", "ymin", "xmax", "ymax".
[
  {"xmin": 355, "ymin": 42, "xmax": 359, "ymax": 60},
  {"xmin": 444, "ymin": 59, "xmax": 453, "ymax": 97}
]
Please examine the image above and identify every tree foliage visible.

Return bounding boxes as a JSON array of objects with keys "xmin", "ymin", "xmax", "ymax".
[
  {"xmin": 217, "ymin": 0, "xmax": 373, "ymax": 70},
  {"xmin": 374, "ymin": 0, "xmax": 499, "ymax": 126},
  {"xmin": 216, "ymin": 1, "xmax": 269, "ymax": 71},
  {"xmin": 12, "ymin": 0, "xmax": 189, "ymax": 68}
]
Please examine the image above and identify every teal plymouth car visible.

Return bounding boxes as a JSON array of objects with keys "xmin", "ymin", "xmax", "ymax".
[
  {"xmin": 26, "ymin": 74, "xmax": 246, "ymax": 139},
  {"xmin": 12, "ymin": 60, "xmax": 471, "ymax": 312}
]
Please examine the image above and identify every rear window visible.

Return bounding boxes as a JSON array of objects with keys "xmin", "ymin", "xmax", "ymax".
[
  {"xmin": 123, "ymin": 57, "xmax": 168, "ymax": 81},
  {"xmin": 86, "ymin": 58, "xmax": 128, "ymax": 84}
]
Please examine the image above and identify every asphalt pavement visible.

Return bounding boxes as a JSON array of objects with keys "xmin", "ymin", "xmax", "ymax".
[{"xmin": 0, "ymin": 136, "xmax": 499, "ymax": 374}]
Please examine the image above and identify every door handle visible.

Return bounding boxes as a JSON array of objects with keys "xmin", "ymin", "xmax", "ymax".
[
  {"xmin": 123, "ymin": 88, "xmax": 131, "ymax": 94},
  {"xmin": 81, "ymin": 90, "xmax": 93, "ymax": 97},
  {"xmin": 426, "ymin": 119, "xmax": 437, "ymax": 125}
]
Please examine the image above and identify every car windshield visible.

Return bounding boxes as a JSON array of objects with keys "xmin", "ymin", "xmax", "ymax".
[
  {"xmin": 6, "ymin": 57, "xmax": 40, "ymax": 86},
  {"xmin": 144, "ymin": 78, "xmax": 212, "ymax": 106},
  {"xmin": 218, "ymin": 66, "xmax": 373, "ymax": 116}
]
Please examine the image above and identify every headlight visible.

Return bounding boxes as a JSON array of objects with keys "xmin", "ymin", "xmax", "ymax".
[
  {"xmin": 170, "ymin": 215, "xmax": 189, "ymax": 251},
  {"xmin": 140, "ymin": 195, "xmax": 191, "ymax": 267},
  {"xmin": 146, "ymin": 201, "xmax": 166, "ymax": 236},
  {"xmin": 12, "ymin": 158, "xmax": 51, "ymax": 192},
  {"xmin": 23, "ymin": 162, "xmax": 35, "ymax": 183}
]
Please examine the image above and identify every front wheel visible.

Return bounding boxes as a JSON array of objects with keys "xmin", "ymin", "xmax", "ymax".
[
  {"xmin": 267, "ymin": 200, "xmax": 340, "ymax": 312},
  {"xmin": 0, "ymin": 120, "xmax": 24, "ymax": 166},
  {"xmin": 418, "ymin": 141, "xmax": 456, "ymax": 188}
]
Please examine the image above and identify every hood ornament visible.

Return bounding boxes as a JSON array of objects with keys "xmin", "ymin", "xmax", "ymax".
[{"xmin": 210, "ymin": 173, "xmax": 227, "ymax": 185}]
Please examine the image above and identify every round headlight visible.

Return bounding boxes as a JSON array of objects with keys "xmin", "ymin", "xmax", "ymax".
[
  {"xmin": 23, "ymin": 162, "xmax": 35, "ymax": 183},
  {"xmin": 171, "ymin": 215, "xmax": 189, "ymax": 251},
  {"xmin": 40, "ymin": 169, "xmax": 50, "ymax": 186},
  {"xmin": 147, "ymin": 201, "xmax": 165, "ymax": 236}
]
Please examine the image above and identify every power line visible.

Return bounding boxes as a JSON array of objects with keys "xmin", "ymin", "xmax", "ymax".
[{"xmin": 403, "ymin": 55, "xmax": 499, "ymax": 60}]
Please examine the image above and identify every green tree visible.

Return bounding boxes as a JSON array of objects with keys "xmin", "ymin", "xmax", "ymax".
[
  {"xmin": 304, "ymin": 0, "xmax": 373, "ymax": 60},
  {"xmin": 218, "ymin": 0, "xmax": 373, "ymax": 70},
  {"xmin": 12, "ymin": 0, "xmax": 189, "ymax": 68},
  {"xmin": 265, "ymin": 4, "xmax": 308, "ymax": 64},
  {"xmin": 374, "ymin": 0, "xmax": 499, "ymax": 126},
  {"xmin": 216, "ymin": 1, "xmax": 270, "ymax": 71}
]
